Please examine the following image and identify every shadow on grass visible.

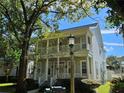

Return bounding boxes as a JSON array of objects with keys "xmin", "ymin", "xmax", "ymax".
[{"xmin": 0, "ymin": 83, "xmax": 16, "ymax": 93}]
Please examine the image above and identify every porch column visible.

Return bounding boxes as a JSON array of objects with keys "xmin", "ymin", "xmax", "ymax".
[
  {"xmin": 80, "ymin": 37, "xmax": 82, "ymax": 50},
  {"xmin": 87, "ymin": 56, "xmax": 90, "ymax": 79},
  {"xmin": 57, "ymin": 57, "xmax": 60, "ymax": 78},
  {"xmin": 34, "ymin": 41, "xmax": 39, "ymax": 80},
  {"xmin": 57, "ymin": 38, "xmax": 60, "ymax": 78},
  {"xmin": 90, "ymin": 57, "xmax": 93, "ymax": 79},
  {"xmin": 87, "ymin": 56, "xmax": 93, "ymax": 79},
  {"xmin": 46, "ymin": 59, "xmax": 48, "ymax": 80},
  {"xmin": 46, "ymin": 39, "xmax": 49, "ymax": 80},
  {"xmin": 57, "ymin": 38, "xmax": 60, "ymax": 52}
]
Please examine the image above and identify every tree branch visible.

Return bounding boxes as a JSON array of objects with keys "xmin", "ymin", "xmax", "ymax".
[
  {"xmin": 0, "ymin": 3, "xmax": 21, "ymax": 43},
  {"xmin": 33, "ymin": 27, "xmax": 43, "ymax": 31},
  {"xmin": 44, "ymin": 0, "xmax": 57, "ymax": 7},
  {"xmin": 27, "ymin": 0, "xmax": 58, "ymax": 36},
  {"xmin": 49, "ymin": 11, "xmax": 60, "ymax": 14},
  {"xmin": 35, "ymin": 0, "xmax": 38, "ymax": 8},
  {"xmin": 41, "ymin": 19, "xmax": 51, "ymax": 28},
  {"xmin": 28, "ymin": 0, "xmax": 58, "ymax": 25},
  {"xmin": 20, "ymin": 0, "xmax": 28, "ymax": 22},
  {"xmin": 82, "ymin": 7, "xmax": 97, "ymax": 21},
  {"xmin": 77, "ymin": 1, "xmax": 98, "ymax": 22}
]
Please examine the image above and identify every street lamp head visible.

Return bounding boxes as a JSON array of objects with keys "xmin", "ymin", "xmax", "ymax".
[{"xmin": 68, "ymin": 34, "xmax": 75, "ymax": 48}]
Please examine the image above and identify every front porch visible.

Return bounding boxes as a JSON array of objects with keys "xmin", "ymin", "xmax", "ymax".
[
  {"xmin": 39, "ymin": 78, "xmax": 96, "ymax": 93},
  {"xmin": 37, "ymin": 55, "xmax": 93, "ymax": 85}
]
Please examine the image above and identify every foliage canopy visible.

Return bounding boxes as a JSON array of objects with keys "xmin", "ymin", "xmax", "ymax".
[
  {"xmin": 94, "ymin": 0, "xmax": 124, "ymax": 38},
  {"xmin": 0, "ymin": 0, "xmax": 94, "ymax": 92}
]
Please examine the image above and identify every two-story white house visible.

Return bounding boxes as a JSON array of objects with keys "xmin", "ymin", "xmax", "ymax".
[{"xmin": 29, "ymin": 23, "xmax": 106, "ymax": 85}]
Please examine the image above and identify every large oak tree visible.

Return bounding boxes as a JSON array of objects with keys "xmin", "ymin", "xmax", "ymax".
[{"xmin": 0, "ymin": 0, "xmax": 93, "ymax": 93}]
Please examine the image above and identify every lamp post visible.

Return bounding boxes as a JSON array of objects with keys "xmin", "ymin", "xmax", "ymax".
[{"xmin": 68, "ymin": 34, "xmax": 75, "ymax": 93}]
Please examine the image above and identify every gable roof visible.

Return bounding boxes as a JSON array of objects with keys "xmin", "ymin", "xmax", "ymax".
[{"xmin": 42, "ymin": 23, "xmax": 98, "ymax": 40}]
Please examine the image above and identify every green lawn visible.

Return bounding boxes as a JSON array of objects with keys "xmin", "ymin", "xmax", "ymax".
[
  {"xmin": 95, "ymin": 82, "xmax": 113, "ymax": 93},
  {"xmin": 0, "ymin": 83, "xmax": 16, "ymax": 93},
  {"xmin": 0, "ymin": 83, "xmax": 16, "ymax": 87}
]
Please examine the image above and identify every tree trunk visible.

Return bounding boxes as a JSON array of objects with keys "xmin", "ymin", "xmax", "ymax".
[{"xmin": 16, "ymin": 39, "xmax": 29, "ymax": 93}]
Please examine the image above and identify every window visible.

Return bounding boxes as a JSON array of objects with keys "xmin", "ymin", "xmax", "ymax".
[
  {"xmin": 88, "ymin": 36, "xmax": 91, "ymax": 45},
  {"xmin": 68, "ymin": 62, "xmax": 71, "ymax": 73},
  {"xmin": 75, "ymin": 37, "xmax": 80, "ymax": 44},
  {"xmin": 48, "ymin": 68, "xmax": 50, "ymax": 75},
  {"xmin": 82, "ymin": 44, "xmax": 86, "ymax": 48},
  {"xmin": 82, "ymin": 61, "xmax": 87, "ymax": 74},
  {"xmin": 82, "ymin": 35, "xmax": 86, "ymax": 48},
  {"xmin": 122, "ymin": 67, "xmax": 124, "ymax": 73}
]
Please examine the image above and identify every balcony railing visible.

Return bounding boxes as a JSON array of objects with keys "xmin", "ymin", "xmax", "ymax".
[
  {"xmin": 38, "ymin": 74, "xmax": 46, "ymax": 85},
  {"xmin": 74, "ymin": 44, "xmax": 81, "ymax": 52},
  {"xmin": 58, "ymin": 73, "xmax": 70, "ymax": 79},
  {"xmin": 41, "ymin": 43, "xmax": 90, "ymax": 55},
  {"xmin": 48, "ymin": 46, "xmax": 57, "ymax": 53},
  {"xmin": 59, "ymin": 45, "xmax": 69, "ymax": 52},
  {"xmin": 41, "ymin": 47, "xmax": 46, "ymax": 54}
]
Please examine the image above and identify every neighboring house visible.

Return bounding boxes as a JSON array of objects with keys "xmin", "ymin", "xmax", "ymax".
[
  {"xmin": 106, "ymin": 57, "xmax": 124, "ymax": 80},
  {"xmin": 120, "ymin": 61, "xmax": 124, "ymax": 79},
  {"xmin": 107, "ymin": 56, "xmax": 124, "ymax": 80},
  {"xmin": 0, "ymin": 59, "xmax": 17, "ymax": 76},
  {"xmin": 106, "ymin": 65, "xmax": 114, "ymax": 81},
  {"xmin": 30, "ymin": 23, "xmax": 106, "ymax": 85}
]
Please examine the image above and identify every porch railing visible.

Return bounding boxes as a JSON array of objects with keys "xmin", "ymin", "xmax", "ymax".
[
  {"xmin": 58, "ymin": 73, "xmax": 86, "ymax": 79},
  {"xmin": 59, "ymin": 45, "xmax": 69, "ymax": 52},
  {"xmin": 38, "ymin": 74, "xmax": 46, "ymax": 85},
  {"xmin": 50, "ymin": 74, "xmax": 57, "ymax": 86},
  {"xmin": 48, "ymin": 46, "xmax": 57, "ymax": 53},
  {"xmin": 74, "ymin": 44, "xmax": 81, "ymax": 52}
]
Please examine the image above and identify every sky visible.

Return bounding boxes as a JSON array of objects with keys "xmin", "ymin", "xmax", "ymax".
[{"xmin": 58, "ymin": 8, "xmax": 124, "ymax": 57}]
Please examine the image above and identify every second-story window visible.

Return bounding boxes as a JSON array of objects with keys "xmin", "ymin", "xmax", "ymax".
[
  {"xmin": 82, "ymin": 61, "xmax": 87, "ymax": 74},
  {"xmin": 82, "ymin": 35, "xmax": 86, "ymax": 48},
  {"xmin": 48, "ymin": 39, "xmax": 57, "ymax": 53},
  {"xmin": 41, "ymin": 40, "xmax": 47, "ymax": 54},
  {"xmin": 59, "ymin": 38, "xmax": 68, "ymax": 52},
  {"xmin": 122, "ymin": 67, "xmax": 124, "ymax": 73},
  {"xmin": 88, "ymin": 36, "xmax": 91, "ymax": 45},
  {"xmin": 49, "ymin": 39, "xmax": 57, "ymax": 47},
  {"xmin": 75, "ymin": 37, "xmax": 80, "ymax": 44},
  {"xmin": 59, "ymin": 41, "xmax": 62, "ymax": 51}
]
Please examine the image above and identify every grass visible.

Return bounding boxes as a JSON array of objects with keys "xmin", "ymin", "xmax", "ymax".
[
  {"xmin": 95, "ymin": 82, "xmax": 113, "ymax": 93},
  {"xmin": 0, "ymin": 83, "xmax": 16, "ymax": 93},
  {"xmin": 0, "ymin": 83, "xmax": 16, "ymax": 87}
]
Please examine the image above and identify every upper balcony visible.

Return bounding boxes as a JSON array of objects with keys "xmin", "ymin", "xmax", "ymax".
[
  {"xmin": 40, "ymin": 43, "xmax": 92, "ymax": 58},
  {"xmin": 39, "ymin": 34, "xmax": 93, "ymax": 58}
]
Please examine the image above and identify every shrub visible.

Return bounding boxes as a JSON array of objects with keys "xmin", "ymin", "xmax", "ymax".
[
  {"xmin": 0, "ymin": 76, "xmax": 17, "ymax": 83},
  {"xmin": 81, "ymin": 79, "xmax": 101, "ymax": 89},
  {"xmin": 25, "ymin": 78, "xmax": 39, "ymax": 90},
  {"xmin": 112, "ymin": 82, "xmax": 124, "ymax": 93}
]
